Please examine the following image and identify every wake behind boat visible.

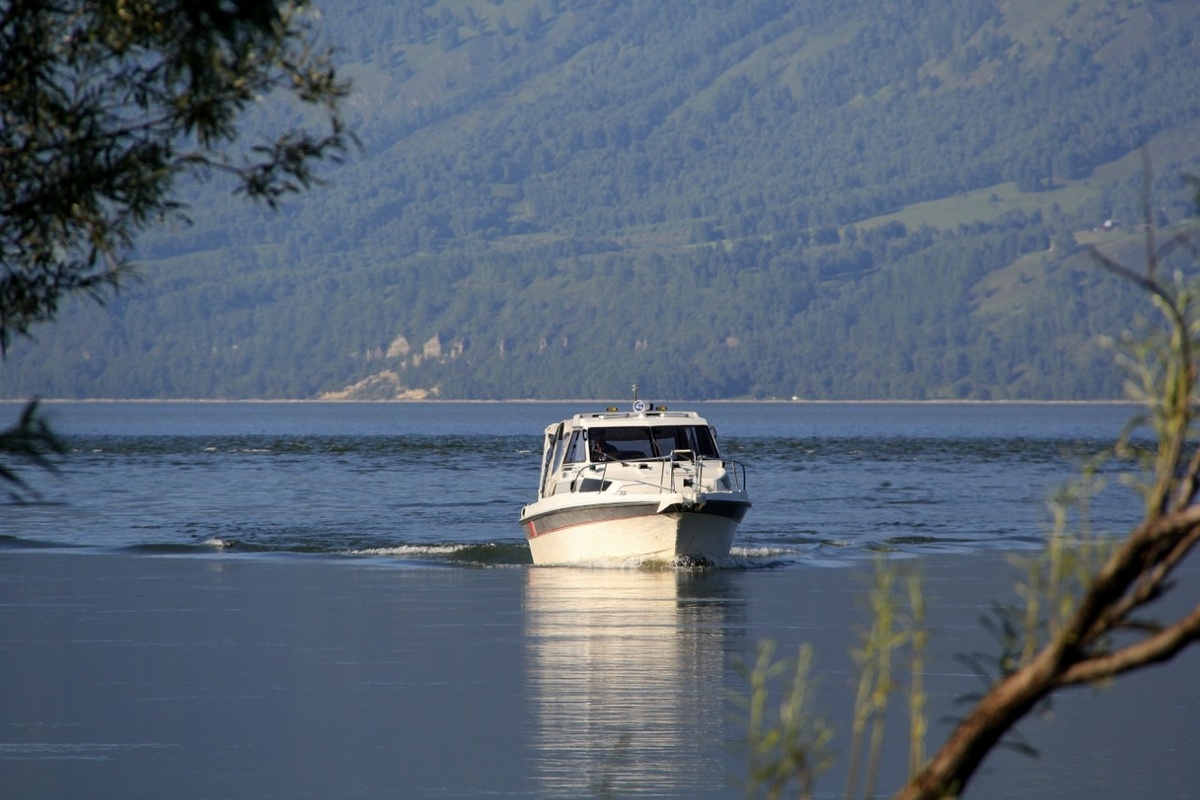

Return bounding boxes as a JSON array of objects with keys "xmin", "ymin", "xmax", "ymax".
[{"xmin": 519, "ymin": 400, "xmax": 750, "ymax": 565}]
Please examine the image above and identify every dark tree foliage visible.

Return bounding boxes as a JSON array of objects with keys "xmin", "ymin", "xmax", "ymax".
[
  {"xmin": 0, "ymin": 397, "xmax": 62, "ymax": 499},
  {"xmin": 0, "ymin": 0, "xmax": 352, "ymax": 493},
  {"xmin": 0, "ymin": 0, "xmax": 352, "ymax": 352}
]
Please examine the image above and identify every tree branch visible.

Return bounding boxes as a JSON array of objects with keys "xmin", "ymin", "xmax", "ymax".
[
  {"xmin": 0, "ymin": 398, "xmax": 64, "ymax": 499},
  {"xmin": 1079, "ymin": 511, "xmax": 1200, "ymax": 646},
  {"xmin": 894, "ymin": 159, "xmax": 1200, "ymax": 800},
  {"xmin": 1057, "ymin": 602, "xmax": 1200, "ymax": 686}
]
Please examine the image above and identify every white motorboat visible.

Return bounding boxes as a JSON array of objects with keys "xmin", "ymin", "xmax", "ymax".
[{"xmin": 519, "ymin": 400, "xmax": 750, "ymax": 565}]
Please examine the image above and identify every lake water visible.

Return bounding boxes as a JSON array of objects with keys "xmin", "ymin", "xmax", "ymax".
[{"xmin": 2, "ymin": 401, "xmax": 1198, "ymax": 798}]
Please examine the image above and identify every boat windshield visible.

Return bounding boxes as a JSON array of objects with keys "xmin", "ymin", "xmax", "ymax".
[
  {"xmin": 586, "ymin": 425, "xmax": 719, "ymax": 462},
  {"xmin": 561, "ymin": 430, "xmax": 588, "ymax": 465}
]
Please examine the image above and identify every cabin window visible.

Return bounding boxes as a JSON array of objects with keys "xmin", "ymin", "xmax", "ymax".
[
  {"xmin": 649, "ymin": 426, "xmax": 720, "ymax": 458},
  {"xmin": 547, "ymin": 428, "xmax": 564, "ymax": 475},
  {"xmin": 589, "ymin": 427, "xmax": 652, "ymax": 461},
  {"xmin": 689, "ymin": 426, "xmax": 719, "ymax": 458},
  {"xmin": 561, "ymin": 431, "xmax": 587, "ymax": 465},
  {"xmin": 585, "ymin": 424, "xmax": 721, "ymax": 461}
]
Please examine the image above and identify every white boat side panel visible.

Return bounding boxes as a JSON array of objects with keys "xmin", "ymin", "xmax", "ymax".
[{"xmin": 525, "ymin": 510, "xmax": 739, "ymax": 565}]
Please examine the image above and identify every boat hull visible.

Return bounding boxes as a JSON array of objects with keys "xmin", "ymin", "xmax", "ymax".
[{"xmin": 522, "ymin": 496, "xmax": 748, "ymax": 565}]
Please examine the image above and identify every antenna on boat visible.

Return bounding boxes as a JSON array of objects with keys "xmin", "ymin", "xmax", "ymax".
[{"xmin": 631, "ymin": 383, "xmax": 647, "ymax": 414}]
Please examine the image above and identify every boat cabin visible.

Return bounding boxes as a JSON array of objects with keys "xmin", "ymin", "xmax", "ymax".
[{"xmin": 535, "ymin": 410, "xmax": 726, "ymax": 499}]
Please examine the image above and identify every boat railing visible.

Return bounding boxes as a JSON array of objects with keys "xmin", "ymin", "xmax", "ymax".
[
  {"xmin": 661, "ymin": 451, "xmax": 747, "ymax": 494},
  {"xmin": 694, "ymin": 456, "xmax": 747, "ymax": 493},
  {"xmin": 717, "ymin": 458, "xmax": 748, "ymax": 493}
]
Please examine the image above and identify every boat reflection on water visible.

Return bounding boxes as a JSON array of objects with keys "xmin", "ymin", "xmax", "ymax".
[{"xmin": 523, "ymin": 567, "xmax": 743, "ymax": 797}]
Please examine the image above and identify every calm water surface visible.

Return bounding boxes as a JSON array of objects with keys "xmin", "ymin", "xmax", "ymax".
[
  {"xmin": 2, "ymin": 401, "xmax": 1196, "ymax": 799},
  {"xmin": 0, "ymin": 400, "xmax": 1147, "ymax": 559}
]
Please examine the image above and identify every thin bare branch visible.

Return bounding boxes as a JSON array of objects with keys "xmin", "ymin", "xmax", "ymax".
[
  {"xmin": 1141, "ymin": 149, "xmax": 1158, "ymax": 281},
  {"xmin": 1092, "ymin": 519, "xmax": 1200, "ymax": 638},
  {"xmin": 1057, "ymin": 602, "xmax": 1200, "ymax": 686}
]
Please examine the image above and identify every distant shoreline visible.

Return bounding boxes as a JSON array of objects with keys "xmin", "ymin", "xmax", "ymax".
[{"xmin": 0, "ymin": 397, "xmax": 1138, "ymax": 405}]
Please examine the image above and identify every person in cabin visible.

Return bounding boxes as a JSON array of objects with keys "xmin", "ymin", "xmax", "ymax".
[{"xmin": 590, "ymin": 430, "xmax": 618, "ymax": 461}]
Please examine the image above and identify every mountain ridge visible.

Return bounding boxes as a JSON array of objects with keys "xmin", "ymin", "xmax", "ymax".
[{"xmin": 3, "ymin": 0, "xmax": 1199, "ymax": 401}]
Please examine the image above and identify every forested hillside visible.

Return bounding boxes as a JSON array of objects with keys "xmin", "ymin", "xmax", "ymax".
[{"xmin": 4, "ymin": 0, "xmax": 1200, "ymax": 400}]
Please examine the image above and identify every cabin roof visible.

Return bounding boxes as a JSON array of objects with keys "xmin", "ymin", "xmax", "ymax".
[{"xmin": 571, "ymin": 410, "xmax": 705, "ymax": 428}]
